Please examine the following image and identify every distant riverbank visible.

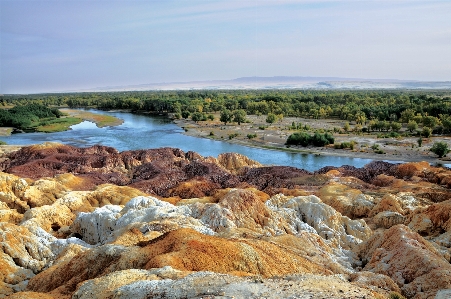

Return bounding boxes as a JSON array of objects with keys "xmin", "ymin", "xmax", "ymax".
[{"xmin": 173, "ymin": 114, "xmax": 451, "ymax": 166}]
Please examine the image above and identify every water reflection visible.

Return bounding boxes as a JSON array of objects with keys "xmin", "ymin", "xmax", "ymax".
[{"xmin": 0, "ymin": 109, "xmax": 376, "ymax": 171}]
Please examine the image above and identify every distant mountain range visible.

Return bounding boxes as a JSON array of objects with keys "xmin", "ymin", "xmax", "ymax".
[{"xmin": 84, "ymin": 76, "xmax": 451, "ymax": 92}]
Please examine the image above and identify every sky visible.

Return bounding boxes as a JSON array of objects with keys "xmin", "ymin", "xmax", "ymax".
[{"xmin": 1, "ymin": 0, "xmax": 450, "ymax": 94}]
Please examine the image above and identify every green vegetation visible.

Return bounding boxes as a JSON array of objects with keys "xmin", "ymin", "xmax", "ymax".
[
  {"xmin": 266, "ymin": 113, "xmax": 277, "ymax": 124},
  {"xmin": 0, "ymin": 103, "xmax": 77, "ymax": 132},
  {"xmin": 0, "ymin": 140, "xmax": 7, "ymax": 145},
  {"xmin": 233, "ymin": 109, "xmax": 247, "ymax": 125},
  {"xmin": 36, "ymin": 117, "xmax": 82, "ymax": 132},
  {"xmin": 0, "ymin": 103, "xmax": 64, "ymax": 130},
  {"xmin": 286, "ymin": 131, "xmax": 334, "ymax": 147},
  {"xmin": 220, "ymin": 109, "xmax": 233, "ymax": 125},
  {"xmin": 4, "ymin": 90, "xmax": 451, "ymax": 144},
  {"xmin": 430, "ymin": 141, "xmax": 450, "ymax": 158},
  {"xmin": 388, "ymin": 292, "xmax": 407, "ymax": 299},
  {"xmin": 335, "ymin": 141, "xmax": 356, "ymax": 150},
  {"xmin": 247, "ymin": 133, "xmax": 257, "ymax": 139},
  {"xmin": 228, "ymin": 133, "xmax": 239, "ymax": 140}
]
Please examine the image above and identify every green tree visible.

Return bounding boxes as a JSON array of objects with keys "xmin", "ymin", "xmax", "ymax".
[
  {"xmin": 343, "ymin": 122, "xmax": 350, "ymax": 132},
  {"xmin": 422, "ymin": 115, "xmax": 440, "ymax": 128},
  {"xmin": 181, "ymin": 111, "xmax": 190, "ymax": 119},
  {"xmin": 286, "ymin": 132, "xmax": 311, "ymax": 146},
  {"xmin": 355, "ymin": 111, "xmax": 367, "ymax": 125},
  {"xmin": 233, "ymin": 109, "xmax": 247, "ymax": 125},
  {"xmin": 220, "ymin": 109, "xmax": 233, "ymax": 125},
  {"xmin": 400, "ymin": 109, "xmax": 415, "ymax": 123},
  {"xmin": 407, "ymin": 120, "xmax": 418, "ymax": 132},
  {"xmin": 422, "ymin": 127, "xmax": 432, "ymax": 138},
  {"xmin": 430, "ymin": 141, "xmax": 449, "ymax": 158},
  {"xmin": 390, "ymin": 122, "xmax": 402, "ymax": 132},
  {"xmin": 442, "ymin": 117, "xmax": 451, "ymax": 132},
  {"xmin": 266, "ymin": 113, "xmax": 277, "ymax": 124},
  {"xmin": 191, "ymin": 112, "xmax": 203, "ymax": 122}
]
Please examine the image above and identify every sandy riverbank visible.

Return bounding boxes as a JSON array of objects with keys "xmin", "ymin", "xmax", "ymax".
[{"xmin": 174, "ymin": 114, "xmax": 451, "ymax": 166}]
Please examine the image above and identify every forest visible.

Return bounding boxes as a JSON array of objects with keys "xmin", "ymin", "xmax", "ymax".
[
  {"xmin": 0, "ymin": 103, "xmax": 80, "ymax": 132},
  {"xmin": 2, "ymin": 89, "xmax": 451, "ymax": 134}
]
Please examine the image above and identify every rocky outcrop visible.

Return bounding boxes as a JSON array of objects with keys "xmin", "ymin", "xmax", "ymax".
[
  {"xmin": 25, "ymin": 228, "xmax": 345, "ymax": 296},
  {"xmin": 70, "ymin": 268, "xmax": 381, "ymax": 299},
  {"xmin": 318, "ymin": 182, "xmax": 375, "ymax": 218},
  {"xmin": 359, "ymin": 225, "xmax": 451, "ymax": 298},
  {"xmin": 3, "ymin": 144, "xmax": 451, "ymax": 298}
]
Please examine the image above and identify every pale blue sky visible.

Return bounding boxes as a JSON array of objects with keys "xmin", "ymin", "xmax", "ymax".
[{"xmin": 1, "ymin": 0, "xmax": 450, "ymax": 94}]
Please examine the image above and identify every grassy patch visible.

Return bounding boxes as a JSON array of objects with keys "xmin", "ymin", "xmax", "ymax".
[
  {"xmin": 36, "ymin": 117, "xmax": 82, "ymax": 133},
  {"xmin": 60, "ymin": 109, "xmax": 123, "ymax": 127},
  {"xmin": 88, "ymin": 114, "xmax": 122, "ymax": 127}
]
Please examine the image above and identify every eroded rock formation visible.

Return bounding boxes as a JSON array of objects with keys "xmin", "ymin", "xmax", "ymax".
[{"xmin": 1, "ymin": 144, "xmax": 451, "ymax": 298}]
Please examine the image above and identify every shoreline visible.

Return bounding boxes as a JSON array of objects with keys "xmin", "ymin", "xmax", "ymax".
[
  {"xmin": 173, "ymin": 117, "xmax": 451, "ymax": 166},
  {"xmin": 1, "ymin": 108, "xmax": 450, "ymax": 167}
]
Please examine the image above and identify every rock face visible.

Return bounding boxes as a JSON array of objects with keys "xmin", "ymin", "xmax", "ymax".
[
  {"xmin": 360, "ymin": 225, "xmax": 451, "ymax": 298},
  {"xmin": 2, "ymin": 144, "xmax": 451, "ymax": 298}
]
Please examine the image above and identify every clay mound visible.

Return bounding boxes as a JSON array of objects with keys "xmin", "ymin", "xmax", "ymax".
[
  {"xmin": 238, "ymin": 166, "xmax": 311, "ymax": 193},
  {"xmin": 1, "ymin": 145, "xmax": 246, "ymax": 197},
  {"xmin": 318, "ymin": 181, "xmax": 375, "ymax": 218},
  {"xmin": 26, "ymin": 228, "xmax": 335, "ymax": 297},
  {"xmin": 217, "ymin": 152, "xmax": 262, "ymax": 173},
  {"xmin": 359, "ymin": 224, "xmax": 451, "ymax": 298},
  {"xmin": 84, "ymin": 184, "xmax": 148, "ymax": 207},
  {"xmin": 166, "ymin": 178, "xmax": 221, "ymax": 198},
  {"xmin": 408, "ymin": 199, "xmax": 451, "ymax": 235},
  {"xmin": 218, "ymin": 189, "xmax": 274, "ymax": 230},
  {"xmin": 316, "ymin": 161, "xmax": 398, "ymax": 183}
]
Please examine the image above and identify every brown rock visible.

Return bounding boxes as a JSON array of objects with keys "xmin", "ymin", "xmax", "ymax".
[
  {"xmin": 369, "ymin": 194, "xmax": 405, "ymax": 217},
  {"xmin": 217, "ymin": 152, "xmax": 262, "ymax": 174},
  {"xmin": 319, "ymin": 182, "xmax": 374, "ymax": 218},
  {"xmin": 359, "ymin": 224, "xmax": 451, "ymax": 298},
  {"xmin": 26, "ymin": 228, "xmax": 339, "ymax": 296}
]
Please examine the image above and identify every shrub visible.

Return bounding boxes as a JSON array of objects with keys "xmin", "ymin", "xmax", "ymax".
[
  {"xmin": 430, "ymin": 141, "xmax": 450, "ymax": 158},
  {"xmin": 247, "ymin": 133, "xmax": 257, "ymax": 139},
  {"xmin": 311, "ymin": 132, "xmax": 329, "ymax": 146},
  {"xmin": 422, "ymin": 127, "xmax": 432, "ymax": 138},
  {"xmin": 286, "ymin": 132, "xmax": 311, "ymax": 146},
  {"xmin": 228, "ymin": 133, "xmax": 239, "ymax": 140},
  {"xmin": 181, "ymin": 111, "xmax": 190, "ymax": 119},
  {"xmin": 388, "ymin": 292, "xmax": 406, "ymax": 299},
  {"xmin": 286, "ymin": 131, "xmax": 334, "ymax": 147},
  {"xmin": 417, "ymin": 138, "xmax": 423, "ymax": 147}
]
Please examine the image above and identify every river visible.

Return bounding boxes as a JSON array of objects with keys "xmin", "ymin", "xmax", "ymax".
[{"xmin": 0, "ymin": 109, "xmax": 376, "ymax": 171}]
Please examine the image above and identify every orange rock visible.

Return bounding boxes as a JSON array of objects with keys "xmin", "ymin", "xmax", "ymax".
[
  {"xmin": 369, "ymin": 194, "xmax": 405, "ymax": 217},
  {"xmin": 217, "ymin": 152, "xmax": 262, "ymax": 174},
  {"xmin": 408, "ymin": 200, "xmax": 451, "ymax": 235},
  {"xmin": 84, "ymin": 184, "xmax": 148, "ymax": 207},
  {"xmin": 360, "ymin": 224, "xmax": 451, "ymax": 298},
  {"xmin": 26, "ymin": 228, "xmax": 342, "ymax": 297},
  {"xmin": 319, "ymin": 182, "xmax": 374, "ymax": 218}
]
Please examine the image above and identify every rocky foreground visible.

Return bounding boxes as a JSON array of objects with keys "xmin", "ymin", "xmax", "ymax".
[{"xmin": 1, "ymin": 143, "xmax": 451, "ymax": 299}]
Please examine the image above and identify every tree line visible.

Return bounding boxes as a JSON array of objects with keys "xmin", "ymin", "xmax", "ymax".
[
  {"xmin": 2, "ymin": 89, "xmax": 451, "ymax": 132},
  {"xmin": 0, "ymin": 104, "xmax": 63, "ymax": 130}
]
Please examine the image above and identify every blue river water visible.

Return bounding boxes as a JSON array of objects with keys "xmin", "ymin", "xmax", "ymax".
[{"xmin": 0, "ymin": 110, "xmax": 376, "ymax": 171}]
